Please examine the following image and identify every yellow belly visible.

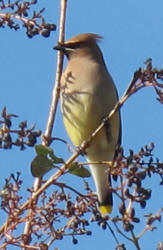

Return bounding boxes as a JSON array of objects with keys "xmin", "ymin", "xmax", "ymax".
[
  {"xmin": 61, "ymin": 90, "xmax": 120, "ymax": 160},
  {"xmin": 62, "ymin": 92, "xmax": 98, "ymax": 146}
]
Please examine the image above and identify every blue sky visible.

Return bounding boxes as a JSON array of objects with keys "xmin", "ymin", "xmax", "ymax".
[{"xmin": 0, "ymin": 0, "xmax": 163, "ymax": 249}]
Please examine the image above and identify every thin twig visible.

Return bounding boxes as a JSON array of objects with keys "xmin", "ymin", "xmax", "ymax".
[
  {"xmin": 130, "ymin": 229, "xmax": 141, "ymax": 250},
  {"xmin": 55, "ymin": 182, "xmax": 88, "ymax": 198},
  {"xmin": 137, "ymin": 209, "xmax": 163, "ymax": 240},
  {"xmin": 43, "ymin": 0, "xmax": 67, "ymax": 142},
  {"xmin": 136, "ymin": 224, "xmax": 157, "ymax": 240},
  {"xmin": 113, "ymin": 221, "xmax": 132, "ymax": 242},
  {"xmin": 106, "ymin": 222, "xmax": 120, "ymax": 245},
  {"xmin": 0, "ymin": 13, "xmax": 37, "ymax": 26},
  {"xmin": 23, "ymin": 0, "xmax": 67, "ymax": 244}
]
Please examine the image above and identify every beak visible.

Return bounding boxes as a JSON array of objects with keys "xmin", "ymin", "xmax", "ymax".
[
  {"xmin": 54, "ymin": 43, "xmax": 74, "ymax": 53},
  {"xmin": 53, "ymin": 43, "xmax": 65, "ymax": 51}
]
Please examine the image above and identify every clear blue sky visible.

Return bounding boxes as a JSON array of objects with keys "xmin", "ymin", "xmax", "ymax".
[{"xmin": 0, "ymin": 0, "xmax": 163, "ymax": 249}]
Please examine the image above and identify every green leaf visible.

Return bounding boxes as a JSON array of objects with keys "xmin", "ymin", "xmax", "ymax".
[
  {"xmin": 31, "ymin": 155, "xmax": 54, "ymax": 177},
  {"xmin": 35, "ymin": 144, "xmax": 64, "ymax": 164},
  {"xmin": 49, "ymin": 151, "xmax": 64, "ymax": 164},
  {"xmin": 35, "ymin": 144, "xmax": 53, "ymax": 156},
  {"xmin": 69, "ymin": 162, "xmax": 91, "ymax": 178}
]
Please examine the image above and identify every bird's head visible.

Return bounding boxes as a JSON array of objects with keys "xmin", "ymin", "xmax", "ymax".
[{"xmin": 54, "ymin": 33, "xmax": 103, "ymax": 60}]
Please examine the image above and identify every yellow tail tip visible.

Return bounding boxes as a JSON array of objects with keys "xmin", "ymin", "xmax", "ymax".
[{"xmin": 99, "ymin": 205, "xmax": 112, "ymax": 215}]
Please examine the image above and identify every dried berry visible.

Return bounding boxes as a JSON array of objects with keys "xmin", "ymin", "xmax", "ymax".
[
  {"xmin": 140, "ymin": 200, "xmax": 146, "ymax": 209},
  {"xmin": 72, "ymin": 237, "xmax": 78, "ymax": 245}
]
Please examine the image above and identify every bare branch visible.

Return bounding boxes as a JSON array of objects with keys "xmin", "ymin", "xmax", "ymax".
[{"xmin": 23, "ymin": 0, "xmax": 67, "ymax": 242}]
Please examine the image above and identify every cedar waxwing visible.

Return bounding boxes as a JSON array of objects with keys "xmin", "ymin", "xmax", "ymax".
[{"xmin": 55, "ymin": 33, "xmax": 121, "ymax": 214}]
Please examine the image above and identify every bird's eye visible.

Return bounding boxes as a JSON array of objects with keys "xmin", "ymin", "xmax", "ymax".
[{"xmin": 66, "ymin": 42, "xmax": 82, "ymax": 50}]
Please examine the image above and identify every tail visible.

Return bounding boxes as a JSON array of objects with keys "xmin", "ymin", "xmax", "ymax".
[{"xmin": 89, "ymin": 163, "xmax": 113, "ymax": 214}]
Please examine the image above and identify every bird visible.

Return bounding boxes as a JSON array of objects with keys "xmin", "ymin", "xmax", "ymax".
[{"xmin": 54, "ymin": 33, "xmax": 121, "ymax": 214}]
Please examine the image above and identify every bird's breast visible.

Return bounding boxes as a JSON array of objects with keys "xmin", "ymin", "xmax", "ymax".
[{"xmin": 61, "ymin": 90, "xmax": 100, "ymax": 146}]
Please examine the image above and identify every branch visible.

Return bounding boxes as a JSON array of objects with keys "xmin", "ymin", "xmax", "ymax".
[
  {"xmin": 130, "ymin": 229, "xmax": 141, "ymax": 250},
  {"xmin": 23, "ymin": 0, "xmax": 67, "ymax": 243},
  {"xmin": 43, "ymin": 0, "xmax": 67, "ymax": 142},
  {"xmin": 0, "ymin": 0, "xmax": 56, "ymax": 37}
]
